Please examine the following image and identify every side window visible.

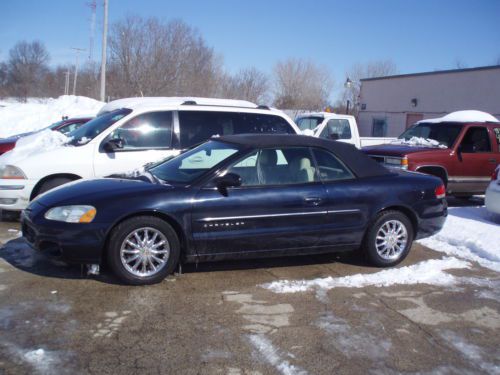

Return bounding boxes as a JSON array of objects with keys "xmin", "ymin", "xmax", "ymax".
[
  {"xmin": 109, "ymin": 111, "xmax": 173, "ymax": 150},
  {"xmin": 493, "ymin": 128, "xmax": 500, "ymax": 152},
  {"xmin": 226, "ymin": 147, "xmax": 317, "ymax": 186},
  {"xmin": 179, "ymin": 111, "xmax": 295, "ymax": 149},
  {"xmin": 319, "ymin": 119, "xmax": 352, "ymax": 140},
  {"xmin": 312, "ymin": 148, "xmax": 354, "ymax": 182},
  {"xmin": 59, "ymin": 122, "xmax": 84, "ymax": 135},
  {"xmin": 372, "ymin": 119, "xmax": 387, "ymax": 137},
  {"xmin": 460, "ymin": 127, "xmax": 491, "ymax": 153}
]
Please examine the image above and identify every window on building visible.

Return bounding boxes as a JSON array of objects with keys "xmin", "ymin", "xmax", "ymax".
[{"xmin": 372, "ymin": 119, "xmax": 387, "ymax": 137}]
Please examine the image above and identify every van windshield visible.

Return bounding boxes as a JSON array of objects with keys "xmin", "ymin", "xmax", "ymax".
[{"xmin": 68, "ymin": 108, "xmax": 132, "ymax": 146}]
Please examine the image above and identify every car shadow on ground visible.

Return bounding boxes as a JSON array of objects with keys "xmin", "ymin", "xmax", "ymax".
[{"xmin": 0, "ymin": 236, "xmax": 369, "ymax": 285}]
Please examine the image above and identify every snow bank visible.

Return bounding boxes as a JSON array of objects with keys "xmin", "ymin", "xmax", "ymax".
[
  {"xmin": 0, "ymin": 95, "xmax": 104, "ymax": 138},
  {"xmin": 262, "ymin": 257, "xmax": 469, "ymax": 294},
  {"xmin": 418, "ymin": 110, "xmax": 498, "ymax": 124},
  {"xmin": 392, "ymin": 136, "xmax": 447, "ymax": 148},
  {"xmin": 418, "ymin": 206, "xmax": 500, "ymax": 272},
  {"xmin": 0, "ymin": 129, "xmax": 71, "ymax": 164}
]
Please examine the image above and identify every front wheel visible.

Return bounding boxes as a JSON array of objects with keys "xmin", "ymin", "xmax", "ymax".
[
  {"xmin": 107, "ymin": 216, "xmax": 180, "ymax": 285},
  {"xmin": 362, "ymin": 210, "xmax": 414, "ymax": 267}
]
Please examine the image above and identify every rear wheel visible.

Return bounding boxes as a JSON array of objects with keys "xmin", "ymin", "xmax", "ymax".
[
  {"xmin": 363, "ymin": 210, "xmax": 414, "ymax": 267},
  {"xmin": 107, "ymin": 216, "xmax": 180, "ymax": 285}
]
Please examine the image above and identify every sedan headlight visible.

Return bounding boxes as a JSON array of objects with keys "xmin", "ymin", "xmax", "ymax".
[
  {"xmin": 0, "ymin": 165, "xmax": 26, "ymax": 179},
  {"xmin": 45, "ymin": 205, "xmax": 96, "ymax": 223}
]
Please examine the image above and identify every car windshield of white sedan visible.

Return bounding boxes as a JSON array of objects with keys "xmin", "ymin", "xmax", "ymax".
[
  {"xmin": 69, "ymin": 108, "xmax": 132, "ymax": 146},
  {"xmin": 149, "ymin": 141, "xmax": 240, "ymax": 183}
]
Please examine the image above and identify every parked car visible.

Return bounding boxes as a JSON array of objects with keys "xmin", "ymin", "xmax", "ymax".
[
  {"xmin": 0, "ymin": 116, "xmax": 92, "ymax": 156},
  {"xmin": 363, "ymin": 111, "xmax": 500, "ymax": 197},
  {"xmin": 0, "ymin": 97, "xmax": 299, "ymax": 211},
  {"xmin": 485, "ymin": 165, "xmax": 500, "ymax": 215},
  {"xmin": 22, "ymin": 134, "xmax": 447, "ymax": 285},
  {"xmin": 295, "ymin": 112, "xmax": 396, "ymax": 149}
]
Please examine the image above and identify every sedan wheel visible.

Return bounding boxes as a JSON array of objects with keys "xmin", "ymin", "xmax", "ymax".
[
  {"xmin": 363, "ymin": 210, "xmax": 414, "ymax": 267},
  {"xmin": 108, "ymin": 216, "xmax": 180, "ymax": 285}
]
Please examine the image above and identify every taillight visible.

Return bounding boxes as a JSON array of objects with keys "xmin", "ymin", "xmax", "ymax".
[
  {"xmin": 435, "ymin": 184, "xmax": 446, "ymax": 199},
  {"xmin": 491, "ymin": 168, "xmax": 499, "ymax": 181}
]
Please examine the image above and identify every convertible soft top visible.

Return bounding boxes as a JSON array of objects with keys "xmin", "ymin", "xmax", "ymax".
[{"xmin": 216, "ymin": 134, "xmax": 392, "ymax": 178}]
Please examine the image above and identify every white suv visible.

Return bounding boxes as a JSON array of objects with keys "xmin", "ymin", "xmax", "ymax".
[{"xmin": 0, "ymin": 97, "xmax": 299, "ymax": 211}]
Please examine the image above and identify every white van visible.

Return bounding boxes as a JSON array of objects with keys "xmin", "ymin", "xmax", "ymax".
[{"xmin": 0, "ymin": 97, "xmax": 299, "ymax": 211}]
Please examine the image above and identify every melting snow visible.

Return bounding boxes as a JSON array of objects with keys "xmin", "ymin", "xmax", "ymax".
[
  {"xmin": 391, "ymin": 136, "xmax": 447, "ymax": 148},
  {"xmin": 418, "ymin": 206, "xmax": 500, "ymax": 272},
  {"xmin": 0, "ymin": 129, "xmax": 71, "ymax": 164},
  {"xmin": 417, "ymin": 110, "xmax": 498, "ymax": 124},
  {"xmin": 0, "ymin": 95, "xmax": 103, "ymax": 138},
  {"xmin": 263, "ymin": 257, "xmax": 469, "ymax": 294}
]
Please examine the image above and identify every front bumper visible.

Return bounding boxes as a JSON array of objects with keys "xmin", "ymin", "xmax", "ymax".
[
  {"xmin": 0, "ymin": 178, "xmax": 37, "ymax": 211},
  {"xmin": 22, "ymin": 203, "xmax": 109, "ymax": 264},
  {"xmin": 485, "ymin": 182, "xmax": 500, "ymax": 215}
]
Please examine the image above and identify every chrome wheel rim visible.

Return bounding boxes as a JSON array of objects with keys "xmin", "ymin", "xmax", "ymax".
[
  {"xmin": 120, "ymin": 227, "xmax": 170, "ymax": 277},
  {"xmin": 375, "ymin": 220, "xmax": 408, "ymax": 260}
]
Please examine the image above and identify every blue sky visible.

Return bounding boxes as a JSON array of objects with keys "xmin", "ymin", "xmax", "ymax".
[{"xmin": 1, "ymin": 0, "xmax": 499, "ymax": 93}]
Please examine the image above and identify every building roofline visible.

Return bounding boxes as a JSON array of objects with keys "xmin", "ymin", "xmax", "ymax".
[{"xmin": 360, "ymin": 65, "xmax": 500, "ymax": 82}]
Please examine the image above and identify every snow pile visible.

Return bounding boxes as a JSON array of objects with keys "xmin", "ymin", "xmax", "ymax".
[
  {"xmin": 0, "ymin": 129, "xmax": 71, "ymax": 164},
  {"xmin": 392, "ymin": 137, "xmax": 447, "ymax": 148},
  {"xmin": 0, "ymin": 95, "xmax": 104, "ymax": 138},
  {"xmin": 418, "ymin": 206, "xmax": 500, "ymax": 272},
  {"xmin": 263, "ymin": 257, "xmax": 469, "ymax": 294},
  {"xmin": 418, "ymin": 110, "xmax": 498, "ymax": 124}
]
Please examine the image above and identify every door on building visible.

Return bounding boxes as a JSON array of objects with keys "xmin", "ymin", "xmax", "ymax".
[{"xmin": 405, "ymin": 113, "xmax": 423, "ymax": 129}]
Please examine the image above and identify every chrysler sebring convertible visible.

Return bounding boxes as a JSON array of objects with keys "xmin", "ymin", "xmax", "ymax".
[{"xmin": 22, "ymin": 134, "xmax": 447, "ymax": 285}]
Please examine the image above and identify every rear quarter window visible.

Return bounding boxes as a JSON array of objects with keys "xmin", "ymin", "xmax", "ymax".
[
  {"xmin": 493, "ymin": 128, "xmax": 500, "ymax": 152},
  {"xmin": 179, "ymin": 111, "xmax": 294, "ymax": 148}
]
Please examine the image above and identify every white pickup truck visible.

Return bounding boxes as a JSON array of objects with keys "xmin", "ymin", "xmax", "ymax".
[{"xmin": 295, "ymin": 112, "xmax": 395, "ymax": 149}]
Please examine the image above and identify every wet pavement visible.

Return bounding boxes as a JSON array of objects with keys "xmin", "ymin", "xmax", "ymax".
[{"xmin": 0, "ymin": 218, "xmax": 499, "ymax": 374}]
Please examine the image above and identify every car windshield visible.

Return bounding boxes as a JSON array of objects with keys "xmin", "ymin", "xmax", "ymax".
[
  {"xmin": 296, "ymin": 116, "xmax": 324, "ymax": 131},
  {"xmin": 149, "ymin": 140, "xmax": 241, "ymax": 184},
  {"xmin": 398, "ymin": 122, "xmax": 463, "ymax": 148},
  {"xmin": 68, "ymin": 108, "xmax": 132, "ymax": 146}
]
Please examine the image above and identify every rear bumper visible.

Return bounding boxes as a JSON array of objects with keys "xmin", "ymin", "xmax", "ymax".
[
  {"xmin": 0, "ymin": 178, "xmax": 37, "ymax": 211},
  {"xmin": 22, "ymin": 209, "xmax": 108, "ymax": 264},
  {"xmin": 415, "ymin": 198, "xmax": 448, "ymax": 240}
]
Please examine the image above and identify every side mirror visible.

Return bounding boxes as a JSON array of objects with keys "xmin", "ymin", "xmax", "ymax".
[
  {"xmin": 103, "ymin": 138, "xmax": 124, "ymax": 152},
  {"xmin": 213, "ymin": 173, "xmax": 242, "ymax": 195}
]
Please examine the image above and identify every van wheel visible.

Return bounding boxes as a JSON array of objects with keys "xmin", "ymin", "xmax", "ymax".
[
  {"xmin": 363, "ymin": 210, "xmax": 414, "ymax": 267},
  {"xmin": 107, "ymin": 216, "xmax": 180, "ymax": 285},
  {"xmin": 36, "ymin": 177, "xmax": 73, "ymax": 197}
]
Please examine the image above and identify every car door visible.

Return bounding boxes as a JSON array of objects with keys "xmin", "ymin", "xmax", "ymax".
[
  {"xmin": 455, "ymin": 126, "xmax": 498, "ymax": 193},
  {"xmin": 93, "ymin": 111, "xmax": 178, "ymax": 177},
  {"xmin": 310, "ymin": 147, "xmax": 367, "ymax": 247},
  {"xmin": 190, "ymin": 146, "xmax": 329, "ymax": 256}
]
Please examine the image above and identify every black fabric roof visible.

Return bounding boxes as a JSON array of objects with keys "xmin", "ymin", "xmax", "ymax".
[{"xmin": 216, "ymin": 134, "xmax": 391, "ymax": 178}]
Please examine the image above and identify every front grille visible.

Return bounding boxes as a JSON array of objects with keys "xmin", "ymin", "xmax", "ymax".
[{"xmin": 369, "ymin": 155, "xmax": 386, "ymax": 164}]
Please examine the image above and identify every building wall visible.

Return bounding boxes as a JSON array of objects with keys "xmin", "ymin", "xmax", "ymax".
[{"xmin": 357, "ymin": 67, "xmax": 500, "ymax": 137}]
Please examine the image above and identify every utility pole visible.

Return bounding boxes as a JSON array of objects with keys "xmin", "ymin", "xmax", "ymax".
[
  {"xmin": 71, "ymin": 47, "xmax": 85, "ymax": 95},
  {"xmin": 100, "ymin": 0, "xmax": 108, "ymax": 102},
  {"xmin": 87, "ymin": 0, "xmax": 97, "ymax": 60},
  {"xmin": 64, "ymin": 69, "xmax": 70, "ymax": 95}
]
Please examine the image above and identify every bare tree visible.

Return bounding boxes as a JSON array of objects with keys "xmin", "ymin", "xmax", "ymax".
[
  {"xmin": 218, "ymin": 67, "xmax": 269, "ymax": 103},
  {"xmin": 5, "ymin": 40, "xmax": 50, "ymax": 101},
  {"xmin": 273, "ymin": 58, "xmax": 334, "ymax": 110},
  {"xmin": 341, "ymin": 59, "xmax": 398, "ymax": 115},
  {"xmin": 107, "ymin": 16, "xmax": 221, "ymax": 98}
]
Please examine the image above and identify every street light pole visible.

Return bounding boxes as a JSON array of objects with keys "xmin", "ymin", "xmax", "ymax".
[
  {"xmin": 100, "ymin": 0, "xmax": 109, "ymax": 102},
  {"xmin": 70, "ymin": 47, "xmax": 85, "ymax": 96}
]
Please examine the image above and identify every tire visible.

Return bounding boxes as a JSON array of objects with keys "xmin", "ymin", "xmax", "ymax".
[
  {"xmin": 362, "ymin": 210, "xmax": 414, "ymax": 267},
  {"xmin": 36, "ymin": 177, "xmax": 73, "ymax": 197},
  {"xmin": 107, "ymin": 216, "xmax": 180, "ymax": 285}
]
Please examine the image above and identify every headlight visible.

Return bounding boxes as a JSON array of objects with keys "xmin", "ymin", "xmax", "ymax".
[
  {"xmin": 0, "ymin": 165, "xmax": 26, "ymax": 179},
  {"xmin": 45, "ymin": 205, "xmax": 96, "ymax": 223}
]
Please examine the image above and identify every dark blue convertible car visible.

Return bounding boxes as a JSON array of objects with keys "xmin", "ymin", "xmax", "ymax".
[{"xmin": 22, "ymin": 134, "xmax": 447, "ymax": 285}]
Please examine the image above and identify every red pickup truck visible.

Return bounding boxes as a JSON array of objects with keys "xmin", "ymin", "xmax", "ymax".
[{"xmin": 363, "ymin": 111, "xmax": 500, "ymax": 197}]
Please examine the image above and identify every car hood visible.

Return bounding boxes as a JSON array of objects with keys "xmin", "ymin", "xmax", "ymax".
[
  {"xmin": 34, "ymin": 178, "xmax": 174, "ymax": 208},
  {"xmin": 362, "ymin": 143, "xmax": 447, "ymax": 156}
]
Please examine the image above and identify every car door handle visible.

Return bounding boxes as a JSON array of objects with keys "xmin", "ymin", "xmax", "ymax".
[{"xmin": 304, "ymin": 197, "xmax": 322, "ymax": 206}]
